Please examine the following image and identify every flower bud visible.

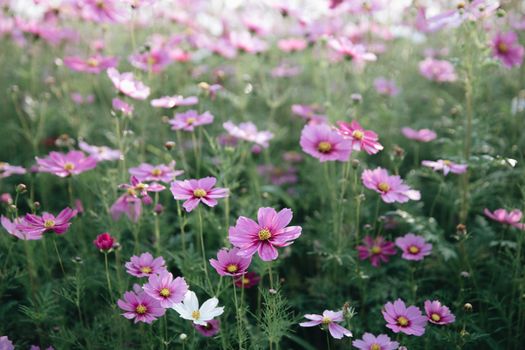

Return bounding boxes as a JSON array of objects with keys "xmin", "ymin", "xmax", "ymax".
[
  {"xmin": 464, "ymin": 303, "xmax": 473, "ymax": 312},
  {"xmin": 93, "ymin": 232, "xmax": 117, "ymax": 251},
  {"xmin": 16, "ymin": 184, "xmax": 27, "ymax": 193},
  {"xmin": 164, "ymin": 141, "xmax": 176, "ymax": 150}
]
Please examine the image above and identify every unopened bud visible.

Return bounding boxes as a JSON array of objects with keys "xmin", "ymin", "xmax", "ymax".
[
  {"xmin": 164, "ymin": 141, "xmax": 176, "ymax": 150},
  {"xmin": 16, "ymin": 184, "xmax": 27, "ymax": 193},
  {"xmin": 464, "ymin": 303, "xmax": 473, "ymax": 312}
]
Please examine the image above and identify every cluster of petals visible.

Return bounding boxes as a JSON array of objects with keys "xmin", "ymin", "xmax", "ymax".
[
  {"xmin": 300, "ymin": 124, "xmax": 352, "ymax": 162},
  {"xmin": 170, "ymin": 177, "xmax": 229, "ymax": 212},
  {"xmin": 223, "ymin": 121, "xmax": 274, "ymax": 148},
  {"xmin": 484, "ymin": 208, "xmax": 525, "ymax": 230},
  {"xmin": 362, "ymin": 168, "xmax": 420, "ymax": 203},
  {"xmin": 337, "ymin": 120, "xmax": 383, "ymax": 155},
  {"xmin": 299, "ymin": 310, "xmax": 352, "ymax": 339},
  {"xmin": 36, "ymin": 151, "xmax": 97, "ymax": 177}
]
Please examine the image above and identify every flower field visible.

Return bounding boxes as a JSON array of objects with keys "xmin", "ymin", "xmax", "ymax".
[{"xmin": 1, "ymin": 0, "xmax": 524, "ymax": 349}]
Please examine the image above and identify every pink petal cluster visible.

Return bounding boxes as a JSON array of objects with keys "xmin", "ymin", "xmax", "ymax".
[
  {"xmin": 395, "ymin": 233, "xmax": 432, "ymax": 261},
  {"xmin": 234, "ymin": 271, "xmax": 260, "ymax": 289},
  {"xmin": 337, "ymin": 120, "xmax": 383, "ymax": 155},
  {"xmin": 419, "ymin": 58, "xmax": 457, "ymax": 82},
  {"xmin": 16, "ymin": 208, "xmax": 77, "ymax": 237},
  {"xmin": 484, "ymin": 208, "xmax": 525, "ymax": 230},
  {"xmin": 209, "ymin": 247, "xmax": 252, "ymax": 277},
  {"xmin": 491, "ymin": 32, "xmax": 524, "ymax": 69},
  {"xmin": 228, "ymin": 207, "xmax": 302, "ymax": 261},
  {"xmin": 357, "ymin": 236, "xmax": 396, "ymax": 267},
  {"xmin": 422, "ymin": 159, "xmax": 467, "ymax": 175},
  {"xmin": 223, "ymin": 121, "xmax": 274, "ymax": 148},
  {"xmin": 300, "ymin": 124, "xmax": 352, "ymax": 162},
  {"xmin": 125, "ymin": 252, "xmax": 167, "ymax": 278},
  {"xmin": 129, "ymin": 162, "xmax": 183, "ymax": 183},
  {"xmin": 362, "ymin": 168, "xmax": 421, "ymax": 203},
  {"xmin": 36, "ymin": 151, "xmax": 97, "ymax": 177},
  {"xmin": 63, "ymin": 55, "xmax": 118, "ymax": 74},
  {"xmin": 112, "ymin": 98, "xmax": 134, "ymax": 116},
  {"xmin": 299, "ymin": 310, "xmax": 352, "ymax": 339},
  {"xmin": 424, "ymin": 300, "xmax": 455, "ymax": 325},
  {"xmin": 169, "ymin": 110, "xmax": 214, "ymax": 132},
  {"xmin": 151, "ymin": 95, "xmax": 198, "ymax": 109},
  {"xmin": 78, "ymin": 141, "xmax": 122, "ymax": 162},
  {"xmin": 107, "ymin": 68, "xmax": 150, "ymax": 100},
  {"xmin": 373, "ymin": 77, "xmax": 400, "ymax": 96},
  {"xmin": 1, "ymin": 216, "xmax": 42, "ymax": 240},
  {"xmin": 401, "ymin": 127, "xmax": 436, "ymax": 142},
  {"xmin": 129, "ymin": 49, "xmax": 171, "ymax": 73},
  {"xmin": 194, "ymin": 319, "xmax": 221, "ymax": 337},
  {"xmin": 328, "ymin": 37, "xmax": 377, "ymax": 64},
  {"xmin": 170, "ymin": 177, "xmax": 229, "ymax": 212},
  {"xmin": 117, "ymin": 286, "xmax": 165, "ymax": 324},
  {"xmin": 110, "ymin": 194, "xmax": 142, "ymax": 222},
  {"xmin": 0, "ymin": 162, "xmax": 26, "ymax": 178},
  {"xmin": 93, "ymin": 232, "xmax": 117, "ymax": 251},
  {"xmin": 382, "ymin": 299, "xmax": 427, "ymax": 336},
  {"xmin": 143, "ymin": 271, "xmax": 188, "ymax": 308},
  {"xmin": 352, "ymin": 333, "xmax": 399, "ymax": 350},
  {"xmin": 277, "ymin": 38, "xmax": 307, "ymax": 53}
]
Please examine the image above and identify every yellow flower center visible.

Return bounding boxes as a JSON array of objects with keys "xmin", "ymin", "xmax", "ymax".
[
  {"xmin": 321, "ymin": 316, "xmax": 331, "ymax": 325},
  {"xmin": 63, "ymin": 162, "xmax": 75, "ymax": 171},
  {"xmin": 226, "ymin": 264, "xmax": 238, "ymax": 273},
  {"xmin": 136, "ymin": 304, "xmax": 147, "ymax": 314},
  {"xmin": 147, "ymin": 55, "xmax": 157, "ymax": 66},
  {"xmin": 151, "ymin": 168, "xmax": 162, "ymax": 176},
  {"xmin": 127, "ymin": 188, "xmax": 137, "ymax": 196},
  {"xmin": 159, "ymin": 288, "xmax": 171, "ymax": 297},
  {"xmin": 498, "ymin": 42, "xmax": 508, "ymax": 54},
  {"xmin": 193, "ymin": 188, "xmax": 207, "ymax": 198},
  {"xmin": 409, "ymin": 246, "xmax": 420, "ymax": 254},
  {"xmin": 191, "ymin": 310, "xmax": 200, "ymax": 320},
  {"xmin": 140, "ymin": 266, "xmax": 152, "ymax": 274},
  {"xmin": 431, "ymin": 313, "xmax": 441, "ymax": 322},
  {"xmin": 371, "ymin": 245, "xmax": 381, "ymax": 254},
  {"xmin": 397, "ymin": 316, "xmax": 409, "ymax": 327},
  {"xmin": 317, "ymin": 141, "xmax": 332, "ymax": 153},
  {"xmin": 443, "ymin": 160, "xmax": 451, "ymax": 166},
  {"xmin": 352, "ymin": 130, "xmax": 364, "ymax": 140},
  {"xmin": 44, "ymin": 219, "xmax": 55, "ymax": 229},
  {"xmin": 456, "ymin": 2, "xmax": 465, "ymax": 10},
  {"xmin": 135, "ymin": 183, "xmax": 147, "ymax": 192},
  {"xmin": 377, "ymin": 182, "xmax": 390, "ymax": 192},
  {"xmin": 370, "ymin": 344, "xmax": 381, "ymax": 350},
  {"xmin": 258, "ymin": 228, "xmax": 271, "ymax": 241},
  {"xmin": 242, "ymin": 277, "xmax": 250, "ymax": 285},
  {"xmin": 187, "ymin": 117, "xmax": 197, "ymax": 124},
  {"xmin": 87, "ymin": 58, "xmax": 99, "ymax": 67}
]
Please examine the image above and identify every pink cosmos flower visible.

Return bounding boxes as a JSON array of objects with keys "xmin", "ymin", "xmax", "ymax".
[
  {"xmin": 419, "ymin": 58, "xmax": 457, "ymax": 82},
  {"xmin": 151, "ymin": 95, "xmax": 199, "ymax": 109},
  {"xmin": 107, "ymin": 68, "xmax": 150, "ymax": 100},
  {"xmin": 362, "ymin": 168, "xmax": 421, "ymax": 203},
  {"xmin": 70, "ymin": 92, "xmax": 94, "ymax": 105},
  {"xmin": 382, "ymin": 299, "xmax": 427, "ymax": 336},
  {"xmin": 169, "ymin": 110, "xmax": 214, "ymax": 132},
  {"xmin": 63, "ymin": 55, "xmax": 118, "ymax": 74},
  {"xmin": 0, "ymin": 336, "xmax": 14, "ymax": 350},
  {"xmin": 93, "ymin": 232, "xmax": 116, "ymax": 251},
  {"xmin": 357, "ymin": 236, "xmax": 397, "ymax": 267},
  {"xmin": 125, "ymin": 252, "xmax": 167, "ymax": 278},
  {"xmin": 117, "ymin": 287, "xmax": 165, "ymax": 324},
  {"xmin": 36, "ymin": 151, "xmax": 97, "ymax": 177},
  {"xmin": 16, "ymin": 208, "xmax": 77, "ymax": 237},
  {"xmin": 271, "ymin": 63, "xmax": 302, "ymax": 78},
  {"xmin": 79, "ymin": 0, "xmax": 124, "ymax": 23},
  {"xmin": 291, "ymin": 104, "xmax": 327, "ymax": 123},
  {"xmin": 300, "ymin": 124, "xmax": 352, "ymax": 162},
  {"xmin": 491, "ymin": 32, "xmax": 524, "ymax": 69},
  {"xmin": 299, "ymin": 310, "xmax": 353, "ymax": 339},
  {"xmin": 234, "ymin": 271, "xmax": 260, "ymax": 288},
  {"xmin": 230, "ymin": 31, "xmax": 268, "ymax": 54},
  {"xmin": 337, "ymin": 120, "xmax": 383, "ymax": 155},
  {"xmin": 257, "ymin": 164, "xmax": 298, "ymax": 186},
  {"xmin": 129, "ymin": 162, "xmax": 183, "ymax": 183},
  {"xmin": 2, "ymin": 216, "xmax": 42, "ymax": 240},
  {"xmin": 427, "ymin": 0, "xmax": 500, "ymax": 32},
  {"xmin": 0, "ymin": 162, "xmax": 26, "ymax": 178},
  {"xmin": 112, "ymin": 98, "xmax": 133, "ymax": 116},
  {"xmin": 209, "ymin": 247, "xmax": 252, "ymax": 277},
  {"xmin": 424, "ymin": 300, "xmax": 455, "ymax": 325},
  {"xmin": 484, "ymin": 208, "xmax": 525, "ymax": 230},
  {"xmin": 143, "ymin": 271, "xmax": 188, "ymax": 308},
  {"xmin": 228, "ymin": 207, "xmax": 302, "ymax": 261},
  {"xmin": 278, "ymin": 38, "xmax": 308, "ymax": 53},
  {"xmin": 78, "ymin": 141, "xmax": 122, "ymax": 162},
  {"xmin": 170, "ymin": 177, "xmax": 229, "ymax": 212},
  {"xmin": 395, "ymin": 233, "xmax": 432, "ymax": 261},
  {"xmin": 328, "ymin": 37, "xmax": 377, "ymax": 64},
  {"xmin": 119, "ymin": 176, "xmax": 166, "ymax": 199},
  {"xmin": 129, "ymin": 49, "xmax": 171, "ymax": 73},
  {"xmin": 401, "ymin": 127, "xmax": 436, "ymax": 142},
  {"xmin": 352, "ymin": 333, "xmax": 399, "ymax": 350},
  {"xmin": 110, "ymin": 194, "xmax": 142, "ymax": 222},
  {"xmin": 421, "ymin": 160, "xmax": 467, "ymax": 175},
  {"xmin": 194, "ymin": 319, "xmax": 220, "ymax": 337},
  {"xmin": 223, "ymin": 121, "xmax": 274, "ymax": 148},
  {"xmin": 374, "ymin": 77, "xmax": 400, "ymax": 96}
]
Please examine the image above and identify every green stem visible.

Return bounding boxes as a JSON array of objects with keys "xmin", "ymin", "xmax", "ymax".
[
  {"xmin": 52, "ymin": 235, "xmax": 66, "ymax": 276},
  {"xmin": 23, "ymin": 240, "xmax": 37, "ymax": 300},
  {"xmin": 176, "ymin": 201, "xmax": 186, "ymax": 254},
  {"xmin": 197, "ymin": 207, "xmax": 211, "ymax": 291},
  {"xmin": 104, "ymin": 252, "xmax": 113, "ymax": 303},
  {"xmin": 154, "ymin": 192, "xmax": 161, "ymax": 255}
]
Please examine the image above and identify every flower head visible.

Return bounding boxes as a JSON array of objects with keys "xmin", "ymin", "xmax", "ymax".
[
  {"xmin": 2, "ymin": 216, "xmax": 42, "ymax": 240},
  {"xmin": 299, "ymin": 310, "xmax": 353, "ymax": 339},
  {"xmin": 151, "ymin": 95, "xmax": 198, "ymax": 109},
  {"xmin": 194, "ymin": 318, "xmax": 220, "ymax": 337},
  {"xmin": 234, "ymin": 271, "xmax": 261, "ymax": 288},
  {"xmin": 337, "ymin": 120, "xmax": 383, "ymax": 155},
  {"xmin": 117, "ymin": 287, "xmax": 165, "ymax": 324},
  {"xmin": 143, "ymin": 271, "xmax": 188, "ymax": 308},
  {"xmin": 63, "ymin": 55, "xmax": 118, "ymax": 74},
  {"xmin": 491, "ymin": 32, "xmax": 524, "ymax": 68},
  {"xmin": 129, "ymin": 162, "xmax": 183, "ymax": 183},
  {"xmin": 352, "ymin": 333, "xmax": 399, "ymax": 350},
  {"xmin": 16, "ymin": 208, "xmax": 77, "ymax": 237},
  {"xmin": 93, "ymin": 232, "xmax": 117, "ymax": 251},
  {"xmin": 169, "ymin": 110, "xmax": 214, "ymax": 132},
  {"xmin": 119, "ymin": 176, "xmax": 166, "ymax": 198},
  {"xmin": 36, "ymin": 151, "xmax": 97, "ymax": 177},
  {"xmin": 374, "ymin": 78, "xmax": 400, "ymax": 96},
  {"xmin": 107, "ymin": 68, "xmax": 150, "ymax": 100},
  {"xmin": 172, "ymin": 291, "xmax": 224, "ymax": 325},
  {"xmin": 382, "ymin": 299, "xmax": 427, "ymax": 336},
  {"xmin": 395, "ymin": 233, "xmax": 432, "ymax": 261},
  {"xmin": 401, "ymin": 128, "xmax": 436, "ymax": 142},
  {"xmin": 110, "ymin": 194, "xmax": 142, "ymax": 222},
  {"xmin": 419, "ymin": 58, "xmax": 457, "ymax": 82},
  {"xmin": 223, "ymin": 121, "xmax": 274, "ymax": 148},
  {"xmin": 125, "ymin": 252, "xmax": 167, "ymax": 278},
  {"xmin": 229, "ymin": 207, "xmax": 302, "ymax": 261},
  {"xmin": 0, "ymin": 336, "xmax": 14, "ymax": 350},
  {"xmin": 362, "ymin": 168, "xmax": 420, "ymax": 203},
  {"xmin": 300, "ymin": 124, "xmax": 352, "ymax": 162},
  {"xmin": 0, "ymin": 162, "xmax": 27, "ymax": 178},
  {"xmin": 484, "ymin": 208, "xmax": 525, "ymax": 230},
  {"xmin": 79, "ymin": 141, "xmax": 122, "ymax": 162},
  {"xmin": 357, "ymin": 236, "xmax": 397, "ymax": 267},
  {"xmin": 424, "ymin": 300, "xmax": 455, "ymax": 325},
  {"xmin": 129, "ymin": 49, "xmax": 171, "ymax": 73},
  {"xmin": 112, "ymin": 98, "xmax": 134, "ymax": 116},
  {"xmin": 209, "ymin": 247, "xmax": 252, "ymax": 277},
  {"xmin": 422, "ymin": 160, "xmax": 467, "ymax": 175},
  {"xmin": 170, "ymin": 177, "xmax": 229, "ymax": 213}
]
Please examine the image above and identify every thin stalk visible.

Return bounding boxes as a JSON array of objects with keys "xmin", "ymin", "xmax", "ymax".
[
  {"xmin": 104, "ymin": 252, "xmax": 113, "ymax": 303},
  {"xmin": 23, "ymin": 240, "xmax": 37, "ymax": 300},
  {"xmin": 52, "ymin": 235, "xmax": 66, "ymax": 276},
  {"xmin": 176, "ymin": 201, "xmax": 186, "ymax": 254},
  {"xmin": 197, "ymin": 207, "xmax": 211, "ymax": 291},
  {"xmin": 154, "ymin": 192, "xmax": 161, "ymax": 255}
]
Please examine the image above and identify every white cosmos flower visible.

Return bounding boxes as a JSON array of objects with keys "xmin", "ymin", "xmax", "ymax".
[{"xmin": 172, "ymin": 291, "xmax": 224, "ymax": 325}]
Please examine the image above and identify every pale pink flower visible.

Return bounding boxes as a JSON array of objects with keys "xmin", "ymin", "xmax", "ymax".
[
  {"xmin": 299, "ymin": 310, "xmax": 352, "ymax": 339},
  {"xmin": 125, "ymin": 252, "xmax": 167, "ymax": 278},
  {"xmin": 112, "ymin": 98, "xmax": 134, "ymax": 116},
  {"xmin": 143, "ymin": 271, "xmax": 188, "ymax": 308},
  {"xmin": 63, "ymin": 55, "xmax": 118, "ymax": 74},
  {"xmin": 362, "ymin": 168, "xmax": 420, "ymax": 203},
  {"xmin": 209, "ymin": 247, "xmax": 252, "ymax": 277},
  {"xmin": 129, "ymin": 162, "xmax": 183, "ymax": 183},
  {"xmin": 484, "ymin": 208, "xmax": 525, "ymax": 230},
  {"xmin": 129, "ymin": 49, "xmax": 171, "ymax": 73},
  {"xmin": 421, "ymin": 160, "xmax": 467, "ymax": 175},
  {"xmin": 300, "ymin": 124, "xmax": 352, "ymax": 162},
  {"xmin": 401, "ymin": 128, "xmax": 436, "ymax": 142},
  {"xmin": 395, "ymin": 233, "xmax": 432, "ymax": 261},
  {"xmin": 382, "ymin": 299, "xmax": 427, "ymax": 336},
  {"xmin": 169, "ymin": 110, "xmax": 214, "ymax": 132},
  {"xmin": 36, "ymin": 151, "xmax": 97, "ymax": 177},
  {"xmin": 151, "ymin": 95, "xmax": 198, "ymax": 109},
  {"xmin": 278, "ymin": 38, "xmax": 307, "ymax": 53},
  {"xmin": 419, "ymin": 58, "xmax": 457, "ymax": 83},
  {"xmin": 107, "ymin": 68, "xmax": 150, "ymax": 100},
  {"xmin": 424, "ymin": 300, "xmax": 455, "ymax": 325},
  {"xmin": 0, "ymin": 162, "xmax": 26, "ymax": 178},
  {"xmin": 78, "ymin": 141, "xmax": 122, "ymax": 162},
  {"xmin": 170, "ymin": 177, "xmax": 229, "ymax": 212},
  {"xmin": 223, "ymin": 121, "xmax": 273, "ymax": 148}
]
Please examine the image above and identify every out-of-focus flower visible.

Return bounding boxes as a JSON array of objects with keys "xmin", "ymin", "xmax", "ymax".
[
  {"xmin": 352, "ymin": 333, "xmax": 399, "ymax": 350},
  {"xmin": 79, "ymin": 141, "xmax": 122, "ymax": 162},
  {"xmin": 112, "ymin": 98, "xmax": 134, "ymax": 116},
  {"xmin": 427, "ymin": 0, "xmax": 500, "ymax": 32},
  {"xmin": 230, "ymin": 31, "xmax": 268, "ymax": 54},
  {"xmin": 382, "ymin": 299, "xmax": 427, "ymax": 336},
  {"xmin": 169, "ymin": 110, "xmax": 214, "ymax": 132},
  {"xmin": 2, "ymin": 216, "xmax": 42, "ymax": 240},
  {"xmin": 125, "ymin": 252, "xmax": 167, "ymax": 278},
  {"xmin": 337, "ymin": 120, "xmax": 383, "ymax": 155},
  {"xmin": 0, "ymin": 336, "xmax": 14, "ymax": 350},
  {"xmin": 129, "ymin": 162, "xmax": 183, "ymax": 183},
  {"xmin": 194, "ymin": 319, "xmax": 220, "ymax": 337},
  {"xmin": 16, "ymin": 208, "xmax": 77, "ymax": 237},
  {"xmin": 278, "ymin": 38, "xmax": 307, "ymax": 53},
  {"xmin": 0, "ymin": 162, "xmax": 26, "ymax": 178},
  {"xmin": 257, "ymin": 164, "xmax": 298, "ymax": 186},
  {"xmin": 151, "ymin": 95, "xmax": 198, "ymax": 109},
  {"xmin": 357, "ymin": 236, "xmax": 397, "ymax": 267},
  {"xmin": 401, "ymin": 128, "xmax": 436, "ymax": 142},
  {"xmin": 234, "ymin": 271, "xmax": 260, "ymax": 288},
  {"xmin": 223, "ymin": 121, "xmax": 274, "ymax": 148},
  {"xmin": 362, "ymin": 168, "xmax": 420, "ymax": 203},
  {"xmin": 35, "ymin": 151, "xmax": 97, "ymax": 178},
  {"xmin": 422, "ymin": 160, "xmax": 467, "ymax": 175},
  {"xmin": 63, "ymin": 55, "xmax": 118, "ymax": 74},
  {"xmin": 117, "ymin": 287, "xmax": 166, "ymax": 324},
  {"xmin": 107, "ymin": 68, "xmax": 150, "ymax": 100},
  {"xmin": 79, "ymin": 0, "xmax": 125, "ymax": 23},
  {"xmin": 70, "ymin": 92, "xmax": 95, "ymax": 105},
  {"xmin": 93, "ymin": 232, "xmax": 117, "ymax": 251},
  {"xmin": 271, "ymin": 63, "xmax": 302, "ymax": 78},
  {"xmin": 129, "ymin": 49, "xmax": 171, "ymax": 73},
  {"xmin": 172, "ymin": 291, "xmax": 224, "ymax": 325},
  {"xmin": 419, "ymin": 58, "xmax": 457, "ymax": 82},
  {"xmin": 395, "ymin": 233, "xmax": 432, "ymax": 261},
  {"xmin": 484, "ymin": 208, "xmax": 525, "ymax": 230},
  {"xmin": 110, "ymin": 194, "xmax": 142, "ymax": 222},
  {"xmin": 0, "ymin": 193, "xmax": 12, "ymax": 204},
  {"xmin": 424, "ymin": 300, "xmax": 455, "ymax": 325},
  {"xmin": 374, "ymin": 77, "xmax": 400, "ymax": 96},
  {"xmin": 209, "ymin": 247, "xmax": 252, "ymax": 277},
  {"xmin": 491, "ymin": 32, "xmax": 524, "ymax": 69},
  {"xmin": 299, "ymin": 310, "xmax": 353, "ymax": 339},
  {"xmin": 291, "ymin": 104, "xmax": 328, "ymax": 124},
  {"xmin": 328, "ymin": 37, "xmax": 377, "ymax": 64},
  {"xmin": 143, "ymin": 271, "xmax": 188, "ymax": 308},
  {"xmin": 300, "ymin": 124, "xmax": 352, "ymax": 162}
]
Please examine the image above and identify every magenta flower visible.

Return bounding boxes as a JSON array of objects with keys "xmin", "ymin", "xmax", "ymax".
[
  {"xmin": 93, "ymin": 232, "xmax": 117, "ymax": 251},
  {"xmin": 125, "ymin": 252, "xmax": 167, "ymax": 278},
  {"xmin": 151, "ymin": 95, "xmax": 198, "ymax": 109},
  {"xmin": 352, "ymin": 333, "xmax": 399, "ymax": 350},
  {"xmin": 228, "ymin": 207, "xmax": 302, "ymax": 261},
  {"xmin": 337, "ymin": 120, "xmax": 384, "ymax": 155},
  {"xmin": 291, "ymin": 104, "xmax": 327, "ymax": 122},
  {"xmin": 112, "ymin": 98, "xmax": 134, "ymax": 116},
  {"xmin": 36, "ymin": 151, "xmax": 97, "ymax": 177},
  {"xmin": 223, "ymin": 121, "xmax": 274, "ymax": 148},
  {"xmin": 362, "ymin": 168, "xmax": 421, "ymax": 203},
  {"xmin": 117, "ymin": 287, "xmax": 166, "ymax": 324},
  {"xmin": 491, "ymin": 32, "xmax": 524, "ymax": 68},
  {"xmin": 401, "ymin": 127, "xmax": 437, "ymax": 142},
  {"xmin": 299, "ymin": 310, "xmax": 353, "ymax": 339},
  {"xmin": 107, "ymin": 68, "xmax": 150, "ymax": 100},
  {"xmin": 357, "ymin": 236, "xmax": 397, "ymax": 267},
  {"xmin": 79, "ymin": 0, "xmax": 124, "ymax": 23},
  {"xmin": 424, "ymin": 300, "xmax": 455, "ymax": 325},
  {"xmin": 328, "ymin": 37, "xmax": 377, "ymax": 64},
  {"xmin": 78, "ymin": 141, "xmax": 122, "ymax": 162},
  {"xmin": 0, "ymin": 336, "xmax": 14, "ymax": 350},
  {"xmin": 119, "ymin": 176, "xmax": 165, "ymax": 198},
  {"xmin": 209, "ymin": 247, "xmax": 252, "ymax": 277},
  {"xmin": 0, "ymin": 162, "xmax": 26, "ymax": 178},
  {"xmin": 277, "ymin": 37, "xmax": 307, "ymax": 53},
  {"xmin": 129, "ymin": 49, "xmax": 171, "ymax": 73},
  {"xmin": 16, "ymin": 208, "xmax": 77, "ymax": 237},
  {"xmin": 419, "ymin": 58, "xmax": 457, "ymax": 82},
  {"xmin": 110, "ymin": 194, "xmax": 142, "ymax": 222},
  {"xmin": 63, "ymin": 55, "xmax": 118, "ymax": 74},
  {"xmin": 170, "ymin": 177, "xmax": 229, "ymax": 212},
  {"xmin": 194, "ymin": 319, "xmax": 220, "ymax": 337},
  {"xmin": 129, "ymin": 162, "xmax": 183, "ymax": 183},
  {"xmin": 300, "ymin": 124, "xmax": 352, "ymax": 162},
  {"xmin": 395, "ymin": 233, "xmax": 432, "ymax": 261},
  {"xmin": 143, "ymin": 271, "xmax": 188, "ymax": 308},
  {"xmin": 234, "ymin": 271, "xmax": 260, "ymax": 288},
  {"xmin": 422, "ymin": 160, "xmax": 467, "ymax": 175},
  {"xmin": 1, "ymin": 216, "xmax": 42, "ymax": 240},
  {"xmin": 230, "ymin": 31, "xmax": 268, "ymax": 54},
  {"xmin": 484, "ymin": 208, "xmax": 525, "ymax": 230},
  {"xmin": 169, "ymin": 110, "xmax": 214, "ymax": 132},
  {"xmin": 382, "ymin": 299, "xmax": 427, "ymax": 336},
  {"xmin": 374, "ymin": 78, "xmax": 400, "ymax": 96}
]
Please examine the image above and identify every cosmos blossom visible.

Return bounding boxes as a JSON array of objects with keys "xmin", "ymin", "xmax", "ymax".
[
  {"xmin": 170, "ymin": 177, "xmax": 229, "ymax": 212},
  {"xmin": 234, "ymin": 272, "xmax": 261, "ymax": 288},
  {"xmin": 151, "ymin": 95, "xmax": 199, "ymax": 109},
  {"xmin": 194, "ymin": 319, "xmax": 220, "ymax": 337},
  {"xmin": 401, "ymin": 127, "xmax": 437, "ymax": 142},
  {"xmin": 0, "ymin": 162, "xmax": 26, "ymax": 178},
  {"xmin": 362, "ymin": 168, "xmax": 420, "ymax": 203},
  {"xmin": 142, "ymin": 271, "xmax": 188, "ymax": 308},
  {"xmin": 107, "ymin": 68, "xmax": 150, "ymax": 100},
  {"xmin": 300, "ymin": 124, "xmax": 352, "ymax": 162},
  {"xmin": 373, "ymin": 77, "xmax": 400, "ymax": 96},
  {"xmin": 129, "ymin": 162, "xmax": 183, "ymax": 183},
  {"xmin": 424, "ymin": 300, "xmax": 455, "ymax": 325},
  {"xmin": 209, "ymin": 247, "xmax": 252, "ymax": 277},
  {"xmin": 16, "ymin": 208, "xmax": 77, "ymax": 237},
  {"xmin": 1, "ymin": 216, "xmax": 42, "ymax": 240},
  {"xmin": 125, "ymin": 252, "xmax": 167, "ymax": 278},
  {"xmin": 223, "ymin": 121, "xmax": 274, "ymax": 148},
  {"xmin": 382, "ymin": 299, "xmax": 427, "ymax": 336},
  {"xmin": 112, "ymin": 98, "xmax": 133, "ymax": 116},
  {"xmin": 129, "ymin": 48, "xmax": 171, "ymax": 73},
  {"xmin": 328, "ymin": 37, "xmax": 377, "ymax": 64},
  {"xmin": 491, "ymin": 31, "xmax": 524, "ymax": 69},
  {"xmin": 395, "ymin": 233, "xmax": 432, "ymax": 261},
  {"xmin": 63, "ymin": 55, "xmax": 118, "ymax": 74},
  {"xmin": 352, "ymin": 333, "xmax": 399, "ymax": 350},
  {"xmin": 421, "ymin": 159, "xmax": 467, "ymax": 175},
  {"xmin": 35, "ymin": 151, "xmax": 97, "ymax": 177},
  {"xmin": 484, "ymin": 208, "xmax": 525, "ymax": 230},
  {"xmin": 117, "ymin": 287, "xmax": 166, "ymax": 324},
  {"xmin": 337, "ymin": 120, "xmax": 383, "ymax": 155},
  {"xmin": 93, "ymin": 232, "xmax": 117, "ymax": 251},
  {"xmin": 419, "ymin": 58, "xmax": 457, "ymax": 82},
  {"xmin": 169, "ymin": 110, "xmax": 214, "ymax": 132},
  {"xmin": 277, "ymin": 37, "xmax": 307, "ymax": 53},
  {"xmin": 172, "ymin": 291, "xmax": 224, "ymax": 326},
  {"xmin": 357, "ymin": 236, "xmax": 397, "ymax": 267},
  {"xmin": 299, "ymin": 310, "xmax": 353, "ymax": 339},
  {"xmin": 228, "ymin": 207, "xmax": 302, "ymax": 261},
  {"xmin": 78, "ymin": 141, "xmax": 122, "ymax": 162},
  {"xmin": 110, "ymin": 194, "xmax": 142, "ymax": 222}
]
